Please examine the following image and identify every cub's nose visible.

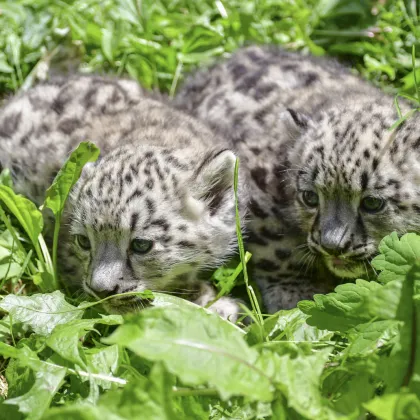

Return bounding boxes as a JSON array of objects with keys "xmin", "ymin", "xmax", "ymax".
[
  {"xmin": 91, "ymin": 284, "xmax": 119, "ymax": 300},
  {"xmin": 320, "ymin": 228, "xmax": 350, "ymax": 256}
]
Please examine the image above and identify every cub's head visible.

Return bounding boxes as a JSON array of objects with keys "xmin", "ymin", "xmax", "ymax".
[
  {"xmin": 286, "ymin": 101, "xmax": 420, "ymax": 278},
  {"xmin": 67, "ymin": 145, "xmax": 244, "ymax": 312}
]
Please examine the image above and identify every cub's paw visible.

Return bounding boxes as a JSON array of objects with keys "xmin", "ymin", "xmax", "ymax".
[{"xmin": 208, "ymin": 297, "xmax": 241, "ymax": 323}]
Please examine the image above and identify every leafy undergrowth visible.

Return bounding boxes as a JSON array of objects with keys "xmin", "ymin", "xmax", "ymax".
[
  {"xmin": 1, "ymin": 0, "xmax": 420, "ymax": 97},
  {"xmin": 0, "ymin": 145, "xmax": 418, "ymax": 419}
]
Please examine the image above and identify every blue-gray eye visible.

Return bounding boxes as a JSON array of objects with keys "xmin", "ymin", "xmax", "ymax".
[
  {"xmin": 361, "ymin": 196, "xmax": 385, "ymax": 213},
  {"xmin": 131, "ymin": 239, "xmax": 154, "ymax": 254},
  {"xmin": 75, "ymin": 234, "xmax": 91, "ymax": 251},
  {"xmin": 302, "ymin": 191, "xmax": 319, "ymax": 208}
]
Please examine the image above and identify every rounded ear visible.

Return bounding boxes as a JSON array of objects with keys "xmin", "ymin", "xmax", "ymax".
[
  {"xmin": 194, "ymin": 149, "xmax": 236, "ymax": 202},
  {"xmin": 183, "ymin": 149, "xmax": 237, "ymax": 220},
  {"xmin": 280, "ymin": 108, "xmax": 312, "ymax": 135},
  {"xmin": 80, "ymin": 159, "xmax": 99, "ymax": 179}
]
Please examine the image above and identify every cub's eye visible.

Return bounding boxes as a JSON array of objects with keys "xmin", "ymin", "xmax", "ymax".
[
  {"xmin": 361, "ymin": 196, "xmax": 385, "ymax": 213},
  {"xmin": 131, "ymin": 239, "xmax": 154, "ymax": 254},
  {"xmin": 75, "ymin": 234, "xmax": 91, "ymax": 251},
  {"xmin": 301, "ymin": 191, "xmax": 319, "ymax": 208}
]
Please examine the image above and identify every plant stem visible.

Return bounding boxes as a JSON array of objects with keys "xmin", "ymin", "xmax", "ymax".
[{"xmin": 52, "ymin": 212, "xmax": 62, "ymax": 285}]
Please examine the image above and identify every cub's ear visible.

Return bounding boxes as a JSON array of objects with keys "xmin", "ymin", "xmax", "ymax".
[
  {"xmin": 281, "ymin": 108, "xmax": 312, "ymax": 135},
  {"xmin": 185, "ymin": 149, "xmax": 237, "ymax": 219},
  {"xmin": 79, "ymin": 158, "xmax": 100, "ymax": 179}
]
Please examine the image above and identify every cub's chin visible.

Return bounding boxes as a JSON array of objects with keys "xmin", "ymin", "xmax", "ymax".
[
  {"xmin": 324, "ymin": 257, "xmax": 368, "ymax": 279},
  {"xmin": 103, "ymin": 297, "xmax": 151, "ymax": 314}
]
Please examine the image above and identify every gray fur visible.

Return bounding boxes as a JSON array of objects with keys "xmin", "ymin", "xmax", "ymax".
[
  {"xmin": 175, "ymin": 45, "xmax": 419, "ymax": 312},
  {"xmin": 0, "ymin": 75, "xmax": 247, "ymax": 320}
]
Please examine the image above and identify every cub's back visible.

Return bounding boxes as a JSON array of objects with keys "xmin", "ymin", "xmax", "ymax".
[
  {"xmin": 175, "ymin": 45, "xmax": 381, "ymax": 147},
  {"xmin": 0, "ymin": 75, "xmax": 219, "ymax": 203}
]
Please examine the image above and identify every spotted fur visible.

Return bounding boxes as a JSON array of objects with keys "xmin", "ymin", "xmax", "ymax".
[
  {"xmin": 0, "ymin": 75, "xmax": 246, "ymax": 320},
  {"xmin": 175, "ymin": 45, "xmax": 420, "ymax": 312}
]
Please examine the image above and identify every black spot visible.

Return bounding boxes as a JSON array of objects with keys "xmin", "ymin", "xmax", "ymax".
[
  {"xmin": 0, "ymin": 112, "xmax": 22, "ymax": 137},
  {"xmin": 260, "ymin": 226, "xmax": 283, "ymax": 241},
  {"xmin": 302, "ymin": 71, "xmax": 319, "ymax": 86},
  {"xmin": 246, "ymin": 231, "xmax": 268, "ymax": 246},
  {"xmin": 231, "ymin": 64, "xmax": 247, "ymax": 78},
  {"xmin": 177, "ymin": 241, "xmax": 195, "ymax": 248},
  {"xmin": 125, "ymin": 189, "xmax": 143, "ymax": 204},
  {"xmin": 58, "ymin": 118, "xmax": 80, "ymax": 135},
  {"xmin": 146, "ymin": 198, "xmax": 155, "ymax": 214},
  {"xmin": 253, "ymin": 83, "xmax": 277, "ymax": 101},
  {"xmin": 275, "ymin": 248, "xmax": 292, "ymax": 260},
  {"xmin": 151, "ymin": 219, "xmax": 169, "ymax": 231},
  {"xmin": 363, "ymin": 149, "xmax": 371, "ymax": 159},
  {"xmin": 249, "ymin": 199, "xmax": 268, "ymax": 219},
  {"xmin": 130, "ymin": 213, "xmax": 139, "ymax": 230},
  {"xmin": 360, "ymin": 171, "xmax": 368, "ymax": 190},
  {"xmin": 125, "ymin": 173, "xmax": 133, "ymax": 184},
  {"xmin": 255, "ymin": 259, "xmax": 279, "ymax": 272},
  {"xmin": 251, "ymin": 167, "xmax": 267, "ymax": 192}
]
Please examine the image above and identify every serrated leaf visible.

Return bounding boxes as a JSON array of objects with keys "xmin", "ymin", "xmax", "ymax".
[
  {"xmin": 104, "ymin": 306, "xmax": 273, "ymax": 401},
  {"xmin": 46, "ymin": 315, "xmax": 123, "ymax": 368},
  {"xmin": 372, "ymin": 232, "xmax": 420, "ymax": 284},
  {"xmin": 299, "ymin": 280, "xmax": 384, "ymax": 332},
  {"xmin": 0, "ymin": 185, "xmax": 43, "ymax": 248},
  {"xmin": 0, "ymin": 291, "xmax": 83, "ymax": 336},
  {"xmin": 345, "ymin": 320, "xmax": 399, "ymax": 357},
  {"xmin": 43, "ymin": 142, "xmax": 100, "ymax": 217}
]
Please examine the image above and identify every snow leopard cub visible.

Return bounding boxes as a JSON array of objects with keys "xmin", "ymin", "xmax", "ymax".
[
  {"xmin": 0, "ymin": 75, "xmax": 246, "ymax": 320},
  {"xmin": 175, "ymin": 45, "xmax": 420, "ymax": 312}
]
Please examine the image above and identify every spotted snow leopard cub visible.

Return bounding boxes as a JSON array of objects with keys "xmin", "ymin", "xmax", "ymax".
[
  {"xmin": 175, "ymin": 45, "xmax": 420, "ymax": 312},
  {"xmin": 0, "ymin": 75, "xmax": 247, "ymax": 320}
]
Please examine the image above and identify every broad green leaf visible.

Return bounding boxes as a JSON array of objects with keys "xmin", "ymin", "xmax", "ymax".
[
  {"xmin": 43, "ymin": 142, "xmax": 100, "ymax": 217},
  {"xmin": 0, "ymin": 185, "xmax": 43, "ymax": 248},
  {"xmin": 0, "ymin": 342, "xmax": 20, "ymax": 359},
  {"xmin": 0, "ymin": 291, "xmax": 83, "ymax": 336},
  {"xmin": 372, "ymin": 233, "xmax": 420, "ymax": 284},
  {"xmin": 85, "ymin": 344, "xmax": 122, "ymax": 390},
  {"xmin": 364, "ymin": 393, "xmax": 420, "ymax": 420},
  {"xmin": 375, "ymin": 263, "xmax": 418, "ymax": 392},
  {"xmin": 104, "ymin": 306, "xmax": 273, "ymax": 401},
  {"xmin": 3, "ymin": 361, "xmax": 66, "ymax": 420},
  {"xmin": 43, "ymin": 364, "xmax": 180, "ymax": 420},
  {"xmin": 258, "ymin": 348, "xmax": 340, "ymax": 419},
  {"xmin": 323, "ymin": 370, "xmax": 376, "ymax": 417},
  {"xmin": 46, "ymin": 315, "xmax": 123, "ymax": 368}
]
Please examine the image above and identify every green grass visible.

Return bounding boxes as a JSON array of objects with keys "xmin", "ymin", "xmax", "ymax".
[
  {"xmin": 1, "ymin": 0, "xmax": 420, "ymax": 418},
  {"xmin": 1, "ymin": 0, "xmax": 420, "ymax": 97}
]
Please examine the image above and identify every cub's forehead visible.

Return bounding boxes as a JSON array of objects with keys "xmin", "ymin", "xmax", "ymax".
[
  {"xmin": 70, "ymin": 147, "xmax": 189, "ymax": 230},
  {"xmin": 297, "ymin": 104, "xmax": 420, "ymax": 192}
]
